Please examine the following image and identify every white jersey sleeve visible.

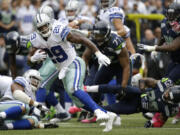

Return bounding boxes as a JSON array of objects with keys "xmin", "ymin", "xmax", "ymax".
[
  {"xmin": 99, "ymin": 7, "xmax": 125, "ymax": 31},
  {"xmin": 51, "ymin": 20, "xmax": 71, "ymax": 42},
  {"xmin": 3, "ymin": 76, "xmax": 36, "ymax": 101},
  {"xmin": 108, "ymin": 7, "xmax": 125, "ymax": 23}
]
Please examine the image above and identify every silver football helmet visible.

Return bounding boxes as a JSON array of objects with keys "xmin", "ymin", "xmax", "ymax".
[
  {"xmin": 23, "ymin": 69, "xmax": 42, "ymax": 92},
  {"xmin": 34, "ymin": 13, "xmax": 52, "ymax": 38},
  {"xmin": 65, "ymin": 0, "xmax": 81, "ymax": 21},
  {"xmin": 39, "ymin": 5, "xmax": 54, "ymax": 19},
  {"xmin": 100, "ymin": 0, "xmax": 117, "ymax": 9}
]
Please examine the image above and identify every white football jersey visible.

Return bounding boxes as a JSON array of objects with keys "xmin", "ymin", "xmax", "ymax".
[
  {"xmin": 0, "ymin": 75, "xmax": 12, "ymax": 97},
  {"xmin": 30, "ymin": 20, "xmax": 76, "ymax": 70},
  {"xmin": 3, "ymin": 76, "xmax": 36, "ymax": 101},
  {"xmin": 99, "ymin": 7, "xmax": 125, "ymax": 31}
]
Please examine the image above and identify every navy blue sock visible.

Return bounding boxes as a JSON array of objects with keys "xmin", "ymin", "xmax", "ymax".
[
  {"xmin": 12, "ymin": 119, "xmax": 32, "ymax": 129},
  {"xmin": 5, "ymin": 106, "xmax": 22, "ymax": 119},
  {"xmin": 73, "ymin": 90, "xmax": 106, "ymax": 112},
  {"xmin": 36, "ymin": 88, "xmax": 46, "ymax": 102},
  {"xmin": 46, "ymin": 91, "xmax": 58, "ymax": 106},
  {"xmin": 99, "ymin": 84, "xmax": 142, "ymax": 94}
]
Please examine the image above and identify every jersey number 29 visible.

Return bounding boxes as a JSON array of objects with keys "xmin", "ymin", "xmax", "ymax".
[{"xmin": 44, "ymin": 46, "xmax": 68, "ymax": 63}]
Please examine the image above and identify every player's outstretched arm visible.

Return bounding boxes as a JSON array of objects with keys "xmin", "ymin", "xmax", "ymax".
[
  {"xmin": 67, "ymin": 32, "xmax": 111, "ymax": 66},
  {"xmin": 11, "ymin": 82, "xmax": 49, "ymax": 111},
  {"xmin": 138, "ymin": 36, "xmax": 180, "ymax": 52},
  {"xmin": 156, "ymin": 36, "xmax": 180, "ymax": 52}
]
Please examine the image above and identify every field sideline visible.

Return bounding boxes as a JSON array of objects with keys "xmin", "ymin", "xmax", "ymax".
[{"xmin": 1, "ymin": 113, "xmax": 180, "ymax": 135}]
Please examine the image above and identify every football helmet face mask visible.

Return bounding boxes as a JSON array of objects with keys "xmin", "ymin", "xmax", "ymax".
[
  {"xmin": 65, "ymin": 0, "xmax": 81, "ymax": 21},
  {"xmin": 39, "ymin": 5, "xmax": 54, "ymax": 19},
  {"xmin": 100, "ymin": 0, "xmax": 117, "ymax": 9},
  {"xmin": 92, "ymin": 21, "xmax": 111, "ymax": 46},
  {"xmin": 23, "ymin": 69, "xmax": 42, "ymax": 92},
  {"xmin": 34, "ymin": 13, "xmax": 52, "ymax": 38}
]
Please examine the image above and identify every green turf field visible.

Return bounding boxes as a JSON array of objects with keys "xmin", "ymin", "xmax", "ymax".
[{"xmin": 1, "ymin": 113, "xmax": 180, "ymax": 135}]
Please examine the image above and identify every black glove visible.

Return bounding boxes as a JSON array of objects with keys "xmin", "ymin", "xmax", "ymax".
[
  {"xmin": 144, "ymin": 120, "xmax": 153, "ymax": 128},
  {"xmin": 44, "ymin": 123, "xmax": 59, "ymax": 128},
  {"xmin": 116, "ymin": 87, "xmax": 126, "ymax": 100}
]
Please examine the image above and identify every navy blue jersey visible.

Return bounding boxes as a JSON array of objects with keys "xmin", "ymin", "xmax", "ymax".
[
  {"xmin": 144, "ymin": 78, "xmax": 178, "ymax": 117},
  {"xmin": 93, "ymin": 33, "xmax": 125, "ymax": 63},
  {"xmin": 161, "ymin": 19, "xmax": 180, "ymax": 63}
]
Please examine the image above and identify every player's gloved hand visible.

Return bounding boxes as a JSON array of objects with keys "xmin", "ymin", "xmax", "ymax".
[
  {"xmin": 141, "ymin": 94, "xmax": 149, "ymax": 110},
  {"xmin": 95, "ymin": 51, "xmax": 111, "ymax": 66},
  {"xmin": 34, "ymin": 101, "xmax": 49, "ymax": 112},
  {"xmin": 137, "ymin": 43, "xmax": 157, "ymax": 52},
  {"xmin": 58, "ymin": 67, "xmax": 69, "ymax": 80},
  {"xmin": 116, "ymin": 87, "xmax": 126, "ymax": 100},
  {"xmin": 30, "ymin": 49, "xmax": 47, "ymax": 63},
  {"xmin": 144, "ymin": 120, "xmax": 153, "ymax": 128}
]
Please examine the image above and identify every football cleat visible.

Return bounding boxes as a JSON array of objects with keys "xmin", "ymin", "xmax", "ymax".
[
  {"xmin": 103, "ymin": 112, "xmax": 117, "ymax": 132},
  {"xmin": 81, "ymin": 116, "xmax": 96, "ymax": 123},
  {"xmin": 172, "ymin": 108, "xmax": 180, "ymax": 124},
  {"xmin": 94, "ymin": 109, "xmax": 109, "ymax": 122},
  {"xmin": 100, "ymin": 116, "xmax": 121, "ymax": 126},
  {"xmin": 50, "ymin": 112, "xmax": 71, "ymax": 123}
]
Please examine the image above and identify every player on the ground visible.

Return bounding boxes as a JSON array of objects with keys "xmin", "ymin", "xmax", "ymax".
[
  {"xmin": 84, "ymin": 77, "xmax": 180, "ymax": 127},
  {"xmin": 0, "ymin": 69, "xmax": 54, "ymax": 130},
  {"xmin": 27, "ymin": 13, "xmax": 117, "ymax": 132}
]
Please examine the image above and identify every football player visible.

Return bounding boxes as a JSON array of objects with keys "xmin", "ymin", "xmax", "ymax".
[
  {"xmin": 27, "ymin": 13, "xmax": 116, "ymax": 132},
  {"xmin": 98, "ymin": 0, "xmax": 136, "ymax": 54},
  {"xmin": 84, "ymin": 77, "xmax": 180, "ymax": 127},
  {"xmin": 138, "ymin": 2, "xmax": 180, "ymax": 125},
  {"xmin": 83, "ymin": 21, "xmax": 131, "ymax": 104},
  {"xmin": 0, "ymin": 69, "xmax": 50, "ymax": 130}
]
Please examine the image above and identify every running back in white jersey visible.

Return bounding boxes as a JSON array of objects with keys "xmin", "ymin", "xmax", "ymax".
[
  {"xmin": 99, "ymin": 7, "xmax": 125, "ymax": 31},
  {"xmin": 3, "ymin": 76, "xmax": 36, "ymax": 101},
  {"xmin": 30, "ymin": 20, "xmax": 76, "ymax": 70},
  {"xmin": 0, "ymin": 75, "xmax": 12, "ymax": 97}
]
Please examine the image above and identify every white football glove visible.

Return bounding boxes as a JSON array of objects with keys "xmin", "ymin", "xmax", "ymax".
[
  {"xmin": 137, "ymin": 43, "xmax": 157, "ymax": 52},
  {"xmin": 30, "ymin": 49, "xmax": 47, "ymax": 63},
  {"xmin": 58, "ymin": 67, "xmax": 69, "ymax": 79},
  {"xmin": 95, "ymin": 51, "xmax": 111, "ymax": 66}
]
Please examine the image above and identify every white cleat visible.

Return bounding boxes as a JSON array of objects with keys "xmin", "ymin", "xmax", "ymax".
[
  {"xmin": 100, "ymin": 116, "xmax": 121, "ymax": 126},
  {"xmin": 94, "ymin": 109, "xmax": 109, "ymax": 122},
  {"xmin": 99, "ymin": 122, "xmax": 106, "ymax": 126},
  {"xmin": 103, "ymin": 112, "xmax": 117, "ymax": 132},
  {"xmin": 113, "ymin": 116, "xmax": 121, "ymax": 126},
  {"xmin": 172, "ymin": 118, "xmax": 180, "ymax": 124}
]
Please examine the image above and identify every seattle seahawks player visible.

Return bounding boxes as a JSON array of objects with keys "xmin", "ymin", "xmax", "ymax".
[
  {"xmin": 83, "ymin": 21, "xmax": 131, "ymax": 104},
  {"xmin": 28, "ymin": 13, "xmax": 116, "ymax": 132},
  {"xmin": 138, "ymin": 2, "xmax": 180, "ymax": 126},
  {"xmin": 84, "ymin": 77, "xmax": 180, "ymax": 128},
  {"xmin": 98, "ymin": 0, "xmax": 136, "ymax": 54},
  {"xmin": 0, "ymin": 69, "xmax": 49, "ymax": 130}
]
